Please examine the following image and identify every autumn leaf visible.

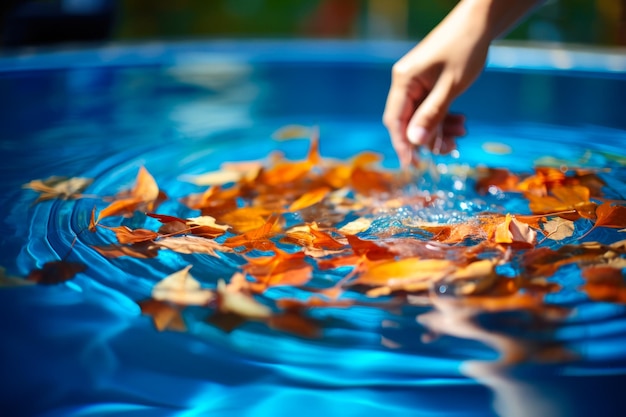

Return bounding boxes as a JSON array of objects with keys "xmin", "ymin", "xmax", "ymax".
[
  {"xmin": 152, "ymin": 265, "xmax": 214, "ymax": 306},
  {"xmin": 179, "ymin": 169, "xmax": 244, "ymax": 186},
  {"xmin": 525, "ymin": 185, "xmax": 596, "ymax": 220},
  {"xmin": 282, "ymin": 223, "xmax": 345, "ymax": 251},
  {"xmin": 216, "ymin": 273, "xmax": 272, "ymax": 318},
  {"xmin": 155, "ymin": 236, "xmax": 233, "ymax": 257},
  {"xmin": 581, "ymin": 265, "xmax": 626, "ymax": 304},
  {"xmin": 218, "ymin": 207, "xmax": 275, "ymax": 234},
  {"xmin": 223, "ymin": 214, "xmax": 282, "ymax": 252},
  {"xmin": 92, "ymin": 242, "xmax": 160, "ymax": 259},
  {"xmin": 475, "ymin": 167, "xmax": 519, "ymax": 195},
  {"xmin": 105, "ymin": 225, "xmax": 160, "ymax": 244},
  {"xmin": 594, "ymin": 202, "xmax": 626, "ymax": 229},
  {"xmin": 356, "ymin": 258, "xmax": 457, "ymax": 296},
  {"xmin": 26, "ymin": 261, "xmax": 87, "ymax": 285},
  {"xmin": 139, "ymin": 299, "xmax": 187, "ymax": 332},
  {"xmin": 23, "ymin": 176, "xmax": 93, "ymax": 203},
  {"xmin": 338, "ymin": 217, "xmax": 373, "ymax": 235},
  {"xmin": 542, "ymin": 217, "xmax": 575, "ymax": 241},
  {"xmin": 288, "ymin": 187, "xmax": 331, "ymax": 212},
  {"xmin": 243, "ymin": 248, "xmax": 313, "ymax": 290},
  {"xmin": 92, "ymin": 167, "xmax": 166, "ymax": 226},
  {"xmin": 344, "ymin": 234, "xmax": 394, "ymax": 261},
  {"xmin": 494, "ymin": 214, "xmax": 537, "ymax": 246}
]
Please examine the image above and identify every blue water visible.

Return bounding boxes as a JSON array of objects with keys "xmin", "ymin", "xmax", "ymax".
[{"xmin": 1, "ymin": 41, "xmax": 626, "ymax": 417}]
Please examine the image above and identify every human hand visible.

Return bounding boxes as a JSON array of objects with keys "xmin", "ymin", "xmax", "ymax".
[{"xmin": 383, "ymin": 3, "xmax": 491, "ymax": 166}]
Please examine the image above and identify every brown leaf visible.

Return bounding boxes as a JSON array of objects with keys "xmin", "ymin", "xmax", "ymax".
[
  {"xmin": 106, "ymin": 225, "xmax": 160, "ymax": 244},
  {"xmin": 26, "ymin": 261, "xmax": 87, "ymax": 285},
  {"xmin": 92, "ymin": 242, "xmax": 160, "ymax": 259},
  {"xmin": 139, "ymin": 299, "xmax": 187, "ymax": 332}
]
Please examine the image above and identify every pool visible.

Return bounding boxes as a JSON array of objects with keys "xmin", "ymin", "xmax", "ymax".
[{"xmin": 1, "ymin": 40, "xmax": 625, "ymax": 417}]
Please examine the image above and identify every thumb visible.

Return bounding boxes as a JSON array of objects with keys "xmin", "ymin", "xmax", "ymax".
[{"xmin": 406, "ymin": 77, "xmax": 454, "ymax": 146}]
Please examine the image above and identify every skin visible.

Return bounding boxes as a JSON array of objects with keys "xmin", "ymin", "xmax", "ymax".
[{"xmin": 383, "ymin": 0, "xmax": 543, "ymax": 167}]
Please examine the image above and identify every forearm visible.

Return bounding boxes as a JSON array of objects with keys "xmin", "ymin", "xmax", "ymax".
[{"xmin": 439, "ymin": 0, "xmax": 543, "ymax": 43}]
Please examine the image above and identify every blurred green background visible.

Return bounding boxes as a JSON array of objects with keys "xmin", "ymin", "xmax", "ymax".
[
  {"xmin": 1, "ymin": 0, "xmax": 625, "ymax": 48},
  {"xmin": 117, "ymin": 0, "xmax": 625, "ymax": 46}
]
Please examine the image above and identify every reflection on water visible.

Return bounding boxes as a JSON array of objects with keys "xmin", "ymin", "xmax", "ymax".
[{"xmin": 1, "ymin": 51, "xmax": 626, "ymax": 417}]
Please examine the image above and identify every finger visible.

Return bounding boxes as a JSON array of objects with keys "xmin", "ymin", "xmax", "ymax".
[
  {"xmin": 441, "ymin": 120, "xmax": 466, "ymax": 137},
  {"xmin": 406, "ymin": 76, "xmax": 455, "ymax": 148},
  {"xmin": 383, "ymin": 89, "xmax": 418, "ymax": 167},
  {"xmin": 437, "ymin": 136, "xmax": 458, "ymax": 155}
]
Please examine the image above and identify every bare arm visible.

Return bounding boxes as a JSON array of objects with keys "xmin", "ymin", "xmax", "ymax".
[{"xmin": 383, "ymin": 0, "xmax": 543, "ymax": 166}]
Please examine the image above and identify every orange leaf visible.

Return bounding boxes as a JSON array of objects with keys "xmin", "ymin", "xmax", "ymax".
[
  {"xmin": 288, "ymin": 187, "xmax": 331, "ymax": 212},
  {"xmin": 96, "ymin": 197, "xmax": 143, "ymax": 223},
  {"xmin": 107, "ymin": 225, "xmax": 159, "ymax": 244},
  {"xmin": 475, "ymin": 167, "xmax": 519, "ymax": 195},
  {"xmin": 223, "ymin": 214, "xmax": 282, "ymax": 252},
  {"xmin": 219, "ymin": 207, "xmax": 275, "ymax": 233},
  {"xmin": 525, "ymin": 185, "xmax": 596, "ymax": 219},
  {"xmin": 283, "ymin": 223, "xmax": 345, "ymax": 251},
  {"xmin": 131, "ymin": 166, "xmax": 160, "ymax": 203},
  {"xmin": 595, "ymin": 203, "xmax": 626, "ymax": 229},
  {"xmin": 139, "ymin": 299, "xmax": 186, "ymax": 332},
  {"xmin": 243, "ymin": 248, "xmax": 312, "ymax": 290},
  {"xmin": 356, "ymin": 258, "xmax": 456, "ymax": 295}
]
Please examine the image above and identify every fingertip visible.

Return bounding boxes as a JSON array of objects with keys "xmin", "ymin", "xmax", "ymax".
[{"xmin": 407, "ymin": 125, "xmax": 430, "ymax": 146}]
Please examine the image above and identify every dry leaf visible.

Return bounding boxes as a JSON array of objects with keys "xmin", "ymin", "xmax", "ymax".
[
  {"xmin": 152, "ymin": 265, "xmax": 214, "ymax": 306},
  {"xmin": 542, "ymin": 217, "xmax": 575, "ymax": 241},
  {"xmin": 23, "ymin": 176, "xmax": 93, "ymax": 202},
  {"xmin": 155, "ymin": 236, "xmax": 233, "ymax": 257}
]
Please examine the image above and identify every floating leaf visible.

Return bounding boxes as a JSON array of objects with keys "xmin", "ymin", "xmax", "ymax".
[
  {"xmin": 23, "ymin": 176, "xmax": 93, "ymax": 203},
  {"xmin": 92, "ymin": 242, "xmax": 159, "ymax": 259},
  {"xmin": 155, "ymin": 236, "xmax": 232, "ymax": 257},
  {"xmin": 542, "ymin": 217, "xmax": 575, "ymax": 241},
  {"xmin": 216, "ymin": 273, "xmax": 272, "ymax": 319},
  {"xmin": 494, "ymin": 214, "xmax": 537, "ymax": 246},
  {"xmin": 152, "ymin": 265, "xmax": 214, "ymax": 306},
  {"xmin": 288, "ymin": 187, "xmax": 331, "ymax": 212}
]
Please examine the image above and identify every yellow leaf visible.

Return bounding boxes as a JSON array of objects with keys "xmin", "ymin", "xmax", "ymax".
[{"xmin": 152, "ymin": 265, "xmax": 214, "ymax": 306}]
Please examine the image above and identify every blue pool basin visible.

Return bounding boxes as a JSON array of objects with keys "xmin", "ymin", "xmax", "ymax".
[{"xmin": 0, "ymin": 40, "xmax": 625, "ymax": 417}]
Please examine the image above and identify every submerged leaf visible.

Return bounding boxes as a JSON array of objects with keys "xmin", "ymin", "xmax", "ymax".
[{"xmin": 26, "ymin": 261, "xmax": 87, "ymax": 285}]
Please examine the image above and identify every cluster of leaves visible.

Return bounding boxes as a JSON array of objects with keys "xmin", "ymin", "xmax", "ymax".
[{"xmin": 14, "ymin": 128, "xmax": 626, "ymax": 353}]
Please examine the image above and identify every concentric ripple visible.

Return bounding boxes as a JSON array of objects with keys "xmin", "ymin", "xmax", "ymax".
[{"xmin": 1, "ymin": 53, "xmax": 626, "ymax": 417}]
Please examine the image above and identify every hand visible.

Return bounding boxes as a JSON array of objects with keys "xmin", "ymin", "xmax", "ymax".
[{"xmin": 383, "ymin": 3, "xmax": 491, "ymax": 166}]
